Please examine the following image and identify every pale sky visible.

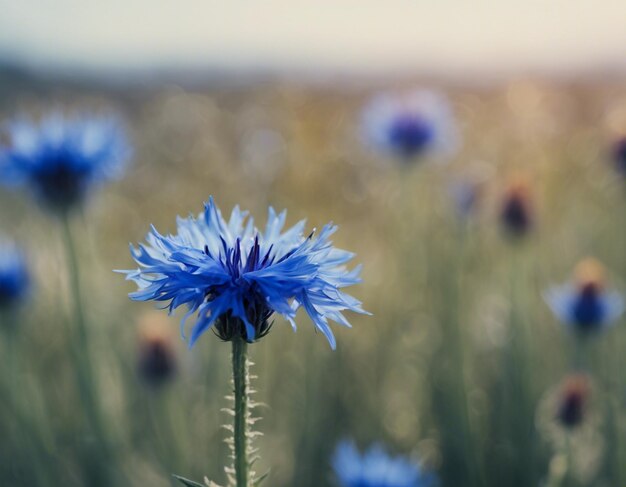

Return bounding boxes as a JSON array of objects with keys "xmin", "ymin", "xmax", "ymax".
[{"xmin": 1, "ymin": 1, "xmax": 625, "ymax": 77}]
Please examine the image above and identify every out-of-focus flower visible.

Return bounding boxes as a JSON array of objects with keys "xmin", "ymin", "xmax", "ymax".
[
  {"xmin": 333, "ymin": 441, "xmax": 436, "ymax": 487},
  {"xmin": 0, "ymin": 239, "xmax": 29, "ymax": 312},
  {"xmin": 121, "ymin": 197, "xmax": 368, "ymax": 348},
  {"xmin": 449, "ymin": 180, "xmax": 482, "ymax": 218},
  {"xmin": 556, "ymin": 374, "xmax": 590, "ymax": 429},
  {"xmin": 362, "ymin": 90, "xmax": 458, "ymax": 162},
  {"xmin": 544, "ymin": 258, "xmax": 624, "ymax": 335},
  {"xmin": 536, "ymin": 375, "xmax": 603, "ymax": 482},
  {"xmin": 611, "ymin": 136, "xmax": 626, "ymax": 177},
  {"xmin": 499, "ymin": 175, "xmax": 534, "ymax": 238},
  {"xmin": 0, "ymin": 113, "xmax": 129, "ymax": 213},
  {"xmin": 137, "ymin": 312, "xmax": 177, "ymax": 387},
  {"xmin": 448, "ymin": 163, "xmax": 492, "ymax": 221}
]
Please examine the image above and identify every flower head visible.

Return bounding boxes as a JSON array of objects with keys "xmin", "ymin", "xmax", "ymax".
[
  {"xmin": 499, "ymin": 175, "xmax": 534, "ymax": 238},
  {"xmin": 362, "ymin": 90, "xmax": 457, "ymax": 162},
  {"xmin": 557, "ymin": 373, "xmax": 590, "ymax": 429},
  {"xmin": 333, "ymin": 441, "xmax": 436, "ymax": 487},
  {"xmin": 0, "ymin": 113, "xmax": 129, "ymax": 213},
  {"xmin": 544, "ymin": 258, "xmax": 624, "ymax": 334},
  {"xmin": 0, "ymin": 239, "xmax": 29, "ymax": 311},
  {"xmin": 137, "ymin": 312, "xmax": 177, "ymax": 387},
  {"xmin": 121, "ymin": 197, "xmax": 367, "ymax": 348}
]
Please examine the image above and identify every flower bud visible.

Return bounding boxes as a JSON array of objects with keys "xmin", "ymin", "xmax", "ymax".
[
  {"xmin": 500, "ymin": 175, "xmax": 533, "ymax": 238},
  {"xmin": 557, "ymin": 374, "xmax": 590, "ymax": 428},
  {"xmin": 137, "ymin": 312, "xmax": 177, "ymax": 387}
]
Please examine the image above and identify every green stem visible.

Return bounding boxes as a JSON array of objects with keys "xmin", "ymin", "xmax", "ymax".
[
  {"xmin": 571, "ymin": 335, "xmax": 585, "ymax": 371},
  {"xmin": 61, "ymin": 215, "xmax": 90, "ymax": 366},
  {"xmin": 564, "ymin": 434, "xmax": 573, "ymax": 487},
  {"xmin": 505, "ymin": 249, "xmax": 536, "ymax": 486},
  {"xmin": 232, "ymin": 337, "xmax": 249, "ymax": 487},
  {"xmin": 1, "ymin": 311, "xmax": 55, "ymax": 487},
  {"xmin": 604, "ymin": 337, "xmax": 620, "ymax": 485},
  {"xmin": 60, "ymin": 215, "xmax": 112, "ymax": 485},
  {"xmin": 447, "ymin": 225, "xmax": 484, "ymax": 487},
  {"xmin": 4, "ymin": 312, "xmax": 19, "ymax": 395},
  {"xmin": 2, "ymin": 311, "xmax": 20, "ymax": 479}
]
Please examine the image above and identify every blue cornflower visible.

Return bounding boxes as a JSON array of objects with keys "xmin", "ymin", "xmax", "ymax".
[
  {"xmin": 0, "ymin": 113, "xmax": 129, "ymax": 212},
  {"xmin": 0, "ymin": 239, "xmax": 29, "ymax": 311},
  {"xmin": 544, "ymin": 258, "xmax": 624, "ymax": 335},
  {"xmin": 333, "ymin": 441, "xmax": 436, "ymax": 487},
  {"xmin": 362, "ymin": 90, "xmax": 458, "ymax": 162},
  {"xmin": 121, "ymin": 197, "xmax": 367, "ymax": 348}
]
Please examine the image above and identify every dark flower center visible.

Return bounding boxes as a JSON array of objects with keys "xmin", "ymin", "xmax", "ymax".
[
  {"xmin": 0, "ymin": 274, "xmax": 25, "ymax": 309},
  {"xmin": 501, "ymin": 195, "xmax": 531, "ymax": 237},
  {"xmin": 558, "ymin": 390, "xmax": 585, "ymax": 428},
  {"xmin": 572, "ymin": 286, "xmax": 604, "ymax": 330},
  {"xmin": 205, "ymin": 236, "xmax": 276, "ymax": 342},
  {"xmin": 138, "ymin": 340, "xmax": 176, "ymax": 387},
  {"xmin": 32, "ymin": 156, "xmax": 91, "ymax": 210},
  {"xmin": 388, "ymin": 114, "xmax": 434, "ymax": 159}
]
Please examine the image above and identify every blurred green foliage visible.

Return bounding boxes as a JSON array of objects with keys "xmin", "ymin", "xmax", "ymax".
[{"xmin": 0, "ymin": 73, "xmax": 625, "ymax": 487}]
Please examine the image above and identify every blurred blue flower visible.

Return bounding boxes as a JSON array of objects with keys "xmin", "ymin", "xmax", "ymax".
[
  {"xmin": 362, "ymin": 90, "xmax": 458, "ymax": 162},
  {"xmin": 544, "ymin": 259, "xmax": 624, "ymax": 334},
  {"xmin": 0, "ymin": 239, "xmax": 29, "ymax": 311},
  {"xmin": 333, "ymin": 441, "xmax": 436, "ymax": 487},
  {"xmin": 0, "ymin": 113, "xmax": 129, "ymax": 212},
  {"xmin": 121, "ymin": 197, "xmax": 368, "ymax": 348}
]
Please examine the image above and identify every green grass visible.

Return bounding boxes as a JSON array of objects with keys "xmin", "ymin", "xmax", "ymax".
[{"xmin": 0, "ymin": 75, "xmax": 624, "ymax": 487}]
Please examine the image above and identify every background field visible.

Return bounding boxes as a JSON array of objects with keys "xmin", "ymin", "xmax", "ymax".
[{"xmin": 0, "ymin": 69, "xmax": 625, "ymax": 487}]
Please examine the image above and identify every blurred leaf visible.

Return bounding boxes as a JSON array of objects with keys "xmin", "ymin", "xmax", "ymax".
[
  {"xmin": 253, "ymin": 470, "xmax": 270, "ymax": 487},
  {"xmin": 172, "ymin": 474, "xmax": 206, "ymax": 487}
]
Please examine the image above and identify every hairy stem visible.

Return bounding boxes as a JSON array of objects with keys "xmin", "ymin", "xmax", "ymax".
[{"xmin": 232, "ymin": 336, "xmax": 250, "ymax": 487}]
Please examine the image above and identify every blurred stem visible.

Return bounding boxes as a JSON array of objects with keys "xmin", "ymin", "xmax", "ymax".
[
  {"xmin": 60, "ymin": 214, "xmax": 112, "ymax": 486},
  {"xmin": 504, "ymin": 248, "xmax": 536, "ymax": 486},
  {"xmin": 563, "ymin": 434, "xmax": 573, "ymax": 487},
  {"xmin": 1, "ymin": 311, "xmax": 54, "ymax": 487},
  {"xmin": 2, "ymin": 311, "xmax": 20, "ymax": 477},
  {"xmin": 603, "ymin": 335, "xmax": 621, "ymax": 485},
  {"xmin": 232, "ymin": 336, "xmax": 249, "ymax": 487},
  {"xmin": 450, "ymin": 226, "xmax": 484, "ymax": 487},
  {"xmin": 430, "ymin": 222, "xmax": 484, "ymax": 487},
  {"xmin": 296, "ymin": 338, "xmax": 320, "ymax": 487},
  {"xmin": 147, "ymin": 387, "xmax": 183, "ymax": 473},
  {"xmin": 571, "ymin": 335, "xmax": 586, "ymax": 371},
  {"xmin": 544, "ymin": 441, "xmax": 570, "ymax": 487},
  {"xmin": 4, "ymin": 311, "xmax": 19, "ymax": 395},
  {"xmin": 599, "ymin": 195, "xmax": 626, "ymax": 485}
]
